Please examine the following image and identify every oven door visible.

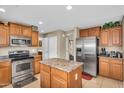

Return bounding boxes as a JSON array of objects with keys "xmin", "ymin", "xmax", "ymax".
[{"xmin": 12, "ymin": 59, "xmax": 33, "ymax": 77}]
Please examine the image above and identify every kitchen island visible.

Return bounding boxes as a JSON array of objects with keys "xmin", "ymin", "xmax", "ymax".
[{"xmin": 40, "ymin": 58, "xmax": 83, "ymax": 88}]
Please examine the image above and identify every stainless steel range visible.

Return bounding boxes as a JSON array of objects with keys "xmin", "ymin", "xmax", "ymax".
[{"xmin": 9, "ymin": 50, "xmax": 34, "ymax": 87}]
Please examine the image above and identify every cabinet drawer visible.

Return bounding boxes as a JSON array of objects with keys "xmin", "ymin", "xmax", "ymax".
[
  {"xmin": 34, "ymin": 55, "xmax": 41, "ymax": 61},
  {"xmin": 110, "ymin": 59, "xmax": 122, "ymax": 65},
  {"xmin": 40, "ymin": 64, "xmax": 50, "ymax": 73},
  {"xmin": 99, "ymin": 57, "xmax": 109, "ymax": 62},
  {"xmin": 51, "ymin": 68, "xmax": 67, "ymax": 81}
]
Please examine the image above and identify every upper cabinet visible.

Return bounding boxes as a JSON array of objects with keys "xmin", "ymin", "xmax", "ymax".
[
  {"xmin": 100, "ymin": 26, "xmax": 122, "ymax": 46},
  {"xmin": 10, "ymin": 23, "xmax": 32, "ymax": 37},
  {"xmin": 111, "ymin": 27, "xmax": 122, "ymax": 46},
  {"xmin": 80, "ymin": 27, "xmax": 100, "ymax": 37},
  {"xmin": 22, "ymin": 26, "xmax": 32, "ymax": 37},
  {"xmin": 88, "ymin": 27, "xmax": 100, "ymax": 37},
  {"xmin": 10, "ymin": 23, "xmax": 22, "ymax": 36},
  {"xmin": 80, "ymin": 29, "xmax": 89, "ymax": 37},
  {"xmin": 100, "ymin": 29, "xmax": 109, "ymax": 46},
  {"xmin": 32, "ymin": 31, "xmax": 39, "ymax": 46},
  {"xmin": 0, "ymin": 24, "xmax": 9, "ymax": 47}
]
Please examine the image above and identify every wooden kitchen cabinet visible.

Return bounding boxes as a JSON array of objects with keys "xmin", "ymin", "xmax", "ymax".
[
  {"xmin": 10, "ymin": 23, "xmax": 22, "ymax": 36},
  {"xmin": 109, "ymin": 59, "xmax": 123, "ymax": 80},
  {"xmin": 111, "ymin": 27, "xmax": 122, "ymax": 46},
  {"xmin": 0, "ymin": 61, "xmax": 11, "ymax": 86},
  {"xmin": 0, "ymin": 24, "xmax": 9, "ymax": 47},
  {"xmin": 99, "ymin": 57, "xmax": 109, "ymax": 77},
  {"xmin": 32, "ymin": 31, "xmax": 39, "ymax": 46},
  {"xmin": 80, "ymin": 27, "xmax": 100, "ymax": 37},
  {"xmin": 100, "ymin": 29, "xmax": 109, "ymax": 46},
  {"xmin": 40, "ymin": 64, "xmax": 51, "ymax": 88},
  {"xmin": 99, "ymin": 57, "xmax": 123, "ymax": 80},
  {"xmin": 40, "ymin": 60, "xmax": 82, "ymax": 88},
  {"xmin": 34, "ymin": 55, "xmax": 42, "ymax": 74},
  {"xmin": 51, "ymin": 68, "xmax": 68, "ymax": 88},
  {"xmin": 88, "ymin": 27, "xmax": 100, "ymax": 37},
  {"xmin": 80, "ymin": 29, "xmax": 89, "ymax": 37},
  {"xmin": 22, "ymin": 26, "xmax": 32, "ymax": 37}
]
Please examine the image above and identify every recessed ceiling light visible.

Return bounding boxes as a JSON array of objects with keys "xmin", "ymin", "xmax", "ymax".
[
  {"xmin": 39, "ymin": 21, "xmax": 43, "ymax": 25},
  {"xmin": 0, "ymin": 8, "xmax": 6, "ymax": 13},
  {"xmin": 66, "ymin": 5, "xmax": 72, "ymax": 10}
]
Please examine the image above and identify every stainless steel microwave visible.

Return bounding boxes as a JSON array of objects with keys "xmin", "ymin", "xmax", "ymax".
[{"xmin": 10, "ymin": 36, "xmax": 31, "ymax": 46}]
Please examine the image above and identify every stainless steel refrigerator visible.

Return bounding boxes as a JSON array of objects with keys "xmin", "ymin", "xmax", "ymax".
[{"xmin": 76, "ymin": 37, "xmax": 98, "ymax": 76}]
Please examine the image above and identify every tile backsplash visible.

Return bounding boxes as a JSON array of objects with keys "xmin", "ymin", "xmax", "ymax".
[
  {"xmin": 99, "ymin": 46, "xmax": 123, "ymax": 54},
  {"xmin": 0, "ymin": 47, "xmax": 41, "ymax": 56}
]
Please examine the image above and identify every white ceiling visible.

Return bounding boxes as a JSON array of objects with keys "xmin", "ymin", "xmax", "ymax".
[{"xmin": 0, "ymin": 5, "xmax": 124, "ymax": 33}]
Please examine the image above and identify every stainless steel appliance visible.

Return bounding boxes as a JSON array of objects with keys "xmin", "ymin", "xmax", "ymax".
[
  {"xmin": 9, "ymin": 50, "xmax": 34, "ymax": 87},
  {"xmin": 76, "ymin": 37, "xmax": 98, "ymax": 76},
  {"xmin": 10, "ymin": 36, "xmax": 31, "ymax": 46}
]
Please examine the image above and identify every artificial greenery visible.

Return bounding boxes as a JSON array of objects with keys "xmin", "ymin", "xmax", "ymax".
[{"xmin": 102, "ymin": 21, "xmax": 121, "ymax": 29}]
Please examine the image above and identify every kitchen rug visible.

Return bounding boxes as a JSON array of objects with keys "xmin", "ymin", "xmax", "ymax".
[
  {"xmin": 12, "ymin": 77, "xmax": 37, "ymax": 88},
  {"xmin": 82, "ymin": 72, "xmax": 92, "ymax": 80}
]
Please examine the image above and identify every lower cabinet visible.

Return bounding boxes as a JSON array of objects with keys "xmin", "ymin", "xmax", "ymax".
[
  {"xmin": 99, "ymin": 57, "xmax": 123, "ymax": 80},
  {"xmin": 40, "ymin": 63, "xmax": 82, "ymax": 88},
  {"xmin": 34, "ymin": 55, "xmax": 42, "ymax": 74},
  {"xmin": 51, "ymin": 68, "xmax": 68, "ymax": 88},
  {"xmin": 99, "ymin": 58, "xmax": 109, "ymax": 77},
  {"xmin": 0, "ymin": 61, "xmax": 11, "ymax": 86},
  {"xmin": 40, "ymin": 64, "xmax": 50, "ymax": 88},
  {"xmin": 109, "ymin": 59, "xmax": 123, "ymax": 80}
]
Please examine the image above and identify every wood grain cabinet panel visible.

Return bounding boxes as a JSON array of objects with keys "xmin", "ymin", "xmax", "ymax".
[
  {"xmin": 10, "ymin": 23, "xmax": 22, "ymax": 36},
  {"xmin": 34, "ymin": 55, "xmax": 42, "ymax": 74},
  {"xmin": 109, "ymin": 59, "xmax": 123, "ymax": 80},
  {"xmin": 80, "ymin": 29, "xmax": 89, "ymax": 37},
  {"xmin": 99, "ymin": 57, "xmax": 123, "ymax": 81},
  {"xmin": 111, "ymin": 27, "xmax": 122, "ymax": 46},
  {"xmin": 51, "ymin": 75, "xmax": 67, "ymax": 88},
  {"xmin": 99, "ymin": 60, "xmax": 109, "ymax": 77},
  {"xmin": 40, "ymin": 64, "xmax": 50, "ymax": 88},
  {"xmin": 0, "ymin": 61, "xmax": 11, "ymax": 86},
  {"xmin": 0, "ymin": 24, "xmax": 9, "ymax": 47},
  {"xmin": 88, "ymin": 27, "xmax": 100, "ymax": 37},
  {"xmin": 32, "ymin": 31, "xmax": 39, "ymax": 46},
  {"xmin": 100, "ymin": 29, "xmax": 109, "ymax": 46},
  {"xmin": 22, "ymin": 26, "xmax": 32, "ymax": 37}
]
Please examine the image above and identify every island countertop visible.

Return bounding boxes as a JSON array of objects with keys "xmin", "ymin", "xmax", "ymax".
[{"xmin": 40, "ymin": 58, "xmax": 83, "ymax": 72}]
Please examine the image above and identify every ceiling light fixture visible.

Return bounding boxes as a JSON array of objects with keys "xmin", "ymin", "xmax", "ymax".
[
  {"xmin": 39, "ymin": 21, "xmax": 43, "ymax": 25},
  {"xmin": 0, "ymin": 8, "xmax": 6, "ymax": 13},
  {"xmin": 66, "ymin": 5, "xmax": 72, "ymax": 10}
]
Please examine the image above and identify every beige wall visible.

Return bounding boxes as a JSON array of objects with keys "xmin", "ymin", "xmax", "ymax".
[
  {"xmin": 0, "ymin": 47, "xmax": 40, "ymax": 56},
  {"xmin": 43, "ymin": 30, "xmax": 66, "ymax": 59}
]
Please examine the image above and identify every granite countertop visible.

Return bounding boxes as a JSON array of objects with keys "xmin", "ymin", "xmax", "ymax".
[
  {"xmin": 98, "ymin": 56, "xmax": 123, "ymax": 60},
  {"xmin": 40, "ymin": 58, "xmax": 83, "ymax": 72},
  {"xmin": 0, "ymin": 56, "xmax": 11, "ymax": 62}
]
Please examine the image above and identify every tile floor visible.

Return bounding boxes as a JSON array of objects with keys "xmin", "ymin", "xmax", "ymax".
[{"xmin": 3, "ymin": 74, "xmax": 124, "ymax": 88}]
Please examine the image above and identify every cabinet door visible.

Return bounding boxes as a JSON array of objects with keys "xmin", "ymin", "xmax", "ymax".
[
  {"xmin": 110, "ymin": 59, "xmax": 123, "ymax": 80},
  {"xmin": 40, "ymin": 70, "xmax": 50, "ymax": 88},
  {"xmin": 88, "ymin": 27, "xmax": 100, "ymax": 37},
  {"xmin": 51, "ymin": 75, "xmax": 67, "ymax": 88},
  {"xmin": 0, "ymin": 61, "xmax": 11, "ymax": 86},
  {"xmin": 100, "ymin": 30, "xmax": 109, "ymax": 46},
  {"xmin": 80, "ymin": 29, "xmax": 89, "ymax": 37},
  {"xmin": 32, "ymin": 31, "xmax": 39, "ymax": 46},
  {"xmin": 10, "ymin": 23, "xmax": 22, "ymax": 36},
  {"xmin": 22, "ymin": 26, "xmax": 32, "ymax": 37},
  {"xmin": 111, "ymin": 27, "xmax": 122, "ymax": 46},
  {"xmin": 0, "ymin": 24, "xmax": 9, "ymax": 47},
  {"xmin": 99, "ymin": 61, "xmax": 109, "ymax": 77},
  {"xmin": 0, "ymin": 67, "xmax": 10, "ymax": 86},
  {"xmin": 34, "ymin": 61, "xmax": 40, "ymax": 74}
]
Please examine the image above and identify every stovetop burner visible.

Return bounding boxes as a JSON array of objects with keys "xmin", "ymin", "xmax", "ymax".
[{"xmin": 9, "ymin": 50, "xmax": 34, "ymax": 61}]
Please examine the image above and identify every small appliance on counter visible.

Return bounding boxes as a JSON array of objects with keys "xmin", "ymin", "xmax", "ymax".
[
  {"xmin": 110, "ymin": 51, "xmax": 116, "ymax": 58},
  {"xmin": 116, "ymin": 51, "xmax": 123, "ymax": 58},
  {"xmin": 100, "ymin": 48, "xmax": 108, "ymax": 56}
]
